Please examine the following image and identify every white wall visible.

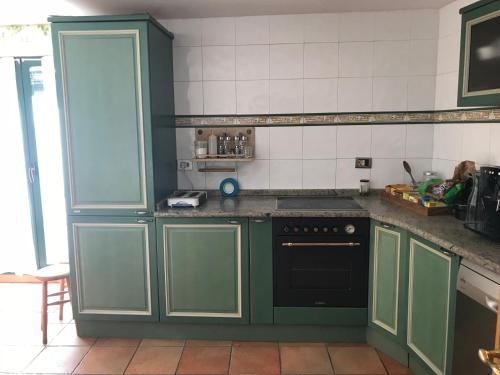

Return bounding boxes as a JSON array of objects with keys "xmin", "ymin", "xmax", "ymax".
[
  {"xmin": 164, "ymin": 10, "xmax": 440, "ymax": 190},
  {"xmin": 176, "ymin": 124, "xmax": 434, "ymax": 190},
  {"xmin": 165, "ymin": 7, "xmax": 500, "ymax": 190},
  {"xmin": 432, "ymin": 0, "xmax": 500, "ymax": 178},
  {"xmin": 160, "ymin": 10, "xmax": 439, "ymax": 116}
]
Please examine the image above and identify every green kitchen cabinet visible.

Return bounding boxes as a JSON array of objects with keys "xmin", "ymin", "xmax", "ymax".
[
  {"xmin": 67, "ymin": 216, "xmax": 158, "ymax": 321},
  {"xmin": 458, "ymin": 0, "xmax": 500, "ymax": 106},
  {"xmin": 49, "ymin": 15, "xmax": 177, "ymax": 216},
  {"xmin": 249, "ymin": 218, "xmax": 273, "ymax": 324},
  {"xmin": 406, "ymin": 235, "xmax": 460, "ymax": 375},
  {"xmin": 368, "ymin": 220, "xmax": 408, "ymax": 345},
  {"xmin": 157, "ymin": 217, "xmax": 249, "ymax": 324}
]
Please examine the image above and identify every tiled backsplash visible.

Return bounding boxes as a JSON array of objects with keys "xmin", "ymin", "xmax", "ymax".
[
  {"xmin": 433, "ymin": 123, "xmax": 500, "ymax": 178},
  {"xmin": 167, "ymin": 3, "xmax": 500, "ymax": 190},
  {"xmin": 160, "ymin": 10, "xmax": 439, "ymax": 116},
  {"xmin": 435, "ymin": 0, "xmax": 475, "ymax": 110},
  {"xmin": 177, "ymin": 124, "xmax": 434, "ymax": 190}
]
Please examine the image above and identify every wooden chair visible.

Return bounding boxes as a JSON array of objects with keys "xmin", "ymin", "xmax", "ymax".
[{"xmin": 31, "ymin": 264, "xmax": 71, "ymax": 344}]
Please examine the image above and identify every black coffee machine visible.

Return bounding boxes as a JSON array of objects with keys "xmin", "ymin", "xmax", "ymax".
[{"xmin": 465, "ymin": 166, "xmax": 500, "ymax": 241}]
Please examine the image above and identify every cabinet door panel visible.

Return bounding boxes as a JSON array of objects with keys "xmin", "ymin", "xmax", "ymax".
[
  {"xmin": 369, "ymin": 222, "xmax": 408, "ymax": 345},
  {"xmin": 157, "ymin": 218, "xmax": 249, "ymax": 324},
  {"xmin": 407, "ymin": 237, "xmax": 459, "ymax": 375},
  {"xmin": 69, "ymin": 216, "xmax": 157, "ymax": 321},
  {"xmin": 58, "ymin": 29, "xmax": 149, "ymax": 212}
]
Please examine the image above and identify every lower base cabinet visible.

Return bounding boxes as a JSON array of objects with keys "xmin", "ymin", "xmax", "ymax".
[
  {"xmin": 369, "ymin": 221, "xmax": 460, "ymax": 375},
  {"xmin": 156, "ymin": 217, "xmax": 249, "ymax": 324},
  {"xmin": 68, "ymin": 216, "xmax": 158, "ymax": 321},
  {"xmin": 407, "ymin": 236, "xmax": 459, "ymax": 375}
]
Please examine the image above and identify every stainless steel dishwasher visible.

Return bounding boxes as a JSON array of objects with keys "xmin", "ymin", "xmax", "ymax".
[{"xmin": 452, "ymin": 259, "xmax": 500, "ymax": 375}]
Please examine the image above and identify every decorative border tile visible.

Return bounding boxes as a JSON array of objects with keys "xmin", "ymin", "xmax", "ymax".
[{"xmin": 175, "ymin": 107, "xmax": 500, "ymax": 127}]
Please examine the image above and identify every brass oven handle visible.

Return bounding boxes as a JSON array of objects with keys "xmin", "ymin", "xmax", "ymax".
[
  {"xmin": 281, "ymin": 242, "xmax": 361, "ymax": 247},
  {"xmin": 478, "ymin": 349, "xmax": 500, "ymax": 375}
]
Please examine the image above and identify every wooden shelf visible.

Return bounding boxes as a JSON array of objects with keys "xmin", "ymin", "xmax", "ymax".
[{"xmin": 192, "ymin": 157, "xmax": 254, "ymax": 163}]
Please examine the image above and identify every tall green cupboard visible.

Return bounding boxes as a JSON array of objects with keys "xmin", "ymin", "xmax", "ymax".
[{"xmin": 49, "ymin": 14, "xmax": 176, "ymax": 321}]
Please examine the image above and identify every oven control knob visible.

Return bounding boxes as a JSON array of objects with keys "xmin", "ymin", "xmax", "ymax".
[
  {"xmin": 322, "ymin": 227, "xmax": 329, "ymax": 233},
  {"xmin": 282, "ymin": 225, "xmax": 290, "ymax": 233},
  {"xmin": 293, "ymin": 226, "xmax": 300, "ymax": 233},
  {"xmin": 332, "ymin": 226, "xmax": 339, "ymax": 233},
  {"xmin": 313, "ymin": 227, "xmax": 319, "ymax": 233},
  {"xmin": 344, "ymin": 224, "xmax": 356, "ymax": 235},
  {"xmin": 303, "ymin": 226, "xmax": 310, "ymax": 233}
]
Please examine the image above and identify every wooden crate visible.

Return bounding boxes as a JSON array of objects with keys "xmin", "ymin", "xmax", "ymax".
[{"xmin": 380, "ymin": 191, "xmax": 451, "ymax": 216}]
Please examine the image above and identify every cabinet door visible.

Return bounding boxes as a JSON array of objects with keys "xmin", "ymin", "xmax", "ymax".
[
  {"xmin": 368, "ymin": 221, "xmax": 408, "ymax": 344},
  {"xmin": 157, "ymin": 218, "xmax": 249, "ymax": 324},
  {"xmin": 52, "ymin": 22, "xmax": 153, "ymax": 215},
  {"xmin": 249, "ymin": 218, "xmax": 273, "ymax": 324},
  {"xmin": 407, "ymin": 236, "xmax": 459, "ymax": 375},
  {"xmin": 68, "ymin": 216, "xmax": 158, "ymax": 321}
]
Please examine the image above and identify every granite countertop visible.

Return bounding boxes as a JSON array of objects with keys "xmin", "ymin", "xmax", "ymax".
[{"xmin": 156, "ymin": 193, "xmax": 500, "ymax": 274}]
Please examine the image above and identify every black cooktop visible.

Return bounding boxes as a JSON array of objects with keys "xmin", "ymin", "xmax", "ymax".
[{"xmin": 276, "ymin": 196, "xmax": 363, "ymax": 210}]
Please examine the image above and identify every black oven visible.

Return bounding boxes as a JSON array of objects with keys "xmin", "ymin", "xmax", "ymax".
[{"xmin": 273, "ymin": 217, "xmax": 369, "ymax": 308}]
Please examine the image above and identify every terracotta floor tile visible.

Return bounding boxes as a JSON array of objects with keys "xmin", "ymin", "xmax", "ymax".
[
  {"xmin": 233, "ymin": 341, "xmax": 278, "ymax": 347},
  {"xmin": 125, "ymin": 346, "xmax": 183, "ymax": 374},
  {"xmin": 74, "ymin": 346, "xmax": 137, "ymax": 374},
  {"xmin": 329, "ymin": 346, "xmax": 387, "ymax": 374},
  {"xmin": 95, "ymin": 337, "xmax": 141, "ymax": 347},
  {"xmin": 230, "ymin": 345, "xmax": 280, "ymax": 374},
  {"xmin": 49, "ymin": 323, "xmax": 96, "ymax": 346},
  {"xmin": 377, "ymin": 351, "xmax": 413, "ymax": 375},
  {"xmin": 24, "ymin": 346, "xmax": 89, "ymax": 374},
  {"xmin": 177, "ymin": 346, "xmax": 230, "ymax": 374},
  {"xmin": 0, "ymin": 345, "xmax": 44, "ymax": 373},
  {"xmin": 280, "ymin": 342, "xmax": 326, "ymax": 347},
  {"xmin": 185, "ymin": 339, "xmax": 232, "ymax": 346},
  {"xmin": 280, "ymin": 346, "xmax": 333, "ymax": 374},
  {"xmin": 140, "ymin": 338, "xmax": 185, "ymax": 347},
  {"xmin": 328, "ymin": 342, "xmax": 370, "ymax": 347}
]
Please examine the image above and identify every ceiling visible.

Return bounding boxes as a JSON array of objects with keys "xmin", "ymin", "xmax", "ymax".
[{"xmin": 1, "ymin": 0, "xmax": 455, "ymax": 25}]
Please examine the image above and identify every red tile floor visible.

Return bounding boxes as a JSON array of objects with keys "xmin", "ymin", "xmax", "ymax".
[{"xmin": 0, "ymin": 283, "xmax": 413, "ymax": 374}]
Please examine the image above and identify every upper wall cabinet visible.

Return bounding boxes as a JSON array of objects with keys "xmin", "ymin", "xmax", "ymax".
[
  {"xmin": 458, "ymin": 0, "xmax": 500, "ymax": 106},
  {"xmin": 49, "ymin": 15, "xmax": 177, "ymax": 216}
]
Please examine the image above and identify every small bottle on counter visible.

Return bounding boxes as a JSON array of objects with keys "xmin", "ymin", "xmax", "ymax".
[{"xmin": 360, "ymin": 179, "xmax": 370, "ymax": 196}]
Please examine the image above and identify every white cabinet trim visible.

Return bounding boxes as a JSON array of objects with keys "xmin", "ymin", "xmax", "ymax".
[
  {"xmin": 163, "ymin": 224, "xmax": 243, "ymax": 318},
  {"xmin": 59, "ymin": 29, "xmax": 148, "ymax": 210},
  {"xmin": 372, "ymin": 226, "xmax": 400, "ymax": 336},
  {"xmin": 407, "ymin": 238, "xmax": 451, "ymax": 375},
  {"xmin": 72, "ymin": 222, "xmax": 152, "ymax": 316}
]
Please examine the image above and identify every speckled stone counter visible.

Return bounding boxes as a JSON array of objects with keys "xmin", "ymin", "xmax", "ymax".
[{"xmin": 156, "ymin": 194, "xmax": 500, "ymax": 274}]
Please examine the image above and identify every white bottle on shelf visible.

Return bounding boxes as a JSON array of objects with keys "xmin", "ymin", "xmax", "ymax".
[{"xmin": 208, "ymin": 132, "xmax": 217, "ymax": 156}]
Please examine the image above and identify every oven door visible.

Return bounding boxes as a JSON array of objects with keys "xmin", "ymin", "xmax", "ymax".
[{"xmin": 274, "ymin": 236, "xmax": 368, "ymax": 307}]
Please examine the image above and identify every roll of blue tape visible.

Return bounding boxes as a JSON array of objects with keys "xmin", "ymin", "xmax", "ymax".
[{"xmin": 220, "ymin": 178, "xmax": 239, "ymax": 197}]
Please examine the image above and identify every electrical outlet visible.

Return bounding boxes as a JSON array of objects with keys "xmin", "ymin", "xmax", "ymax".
[
  {"xmin": 355, "ymin": 157, "xmax": 372, "ymax": 169},
  {"xmin": 178, "ymin": 160, "xmax": 193, "ymax": 171}
]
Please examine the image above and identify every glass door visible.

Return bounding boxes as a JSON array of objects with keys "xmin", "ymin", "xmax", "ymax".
[
  {"xmin": 0, "ymin": 56, "xmax": 67, "ymax": 273},
  {"xmin": 0, "ymin": 57, "xmax": 38, "ymax": 274}
]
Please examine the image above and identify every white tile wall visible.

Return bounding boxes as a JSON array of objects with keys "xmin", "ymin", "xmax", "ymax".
[
  {"xmin": 177, "ymin": 124, "xmax": 437, "ymax": 190},
  {"xmin": 432, "ymin": 122, "xmax": 500, "ymax": 180},
  {"xmin": 434, "ymin": 0, "xmax": 476, "ymax": 110},
  {"xmin": 170, "ymin": 3, "xmax": 500, "ymax": 191},
  {"xmin": 161, "ymin": 9, "xmax": 438, "ymax": 116}
]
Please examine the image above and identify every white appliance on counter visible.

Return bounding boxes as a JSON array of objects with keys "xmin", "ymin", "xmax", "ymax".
[{"xmin": 167, "ymin": 191, "xmax": 207, "ymax": 208}]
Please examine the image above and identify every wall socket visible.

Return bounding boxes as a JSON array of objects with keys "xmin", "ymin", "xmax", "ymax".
[
  {"xmin": 355, "ymin": 157, "xmax": 372, "ymax": 169},
  {"xmin": 178, "ymin": 160, "xmax": 193, "ymax": 171}
]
